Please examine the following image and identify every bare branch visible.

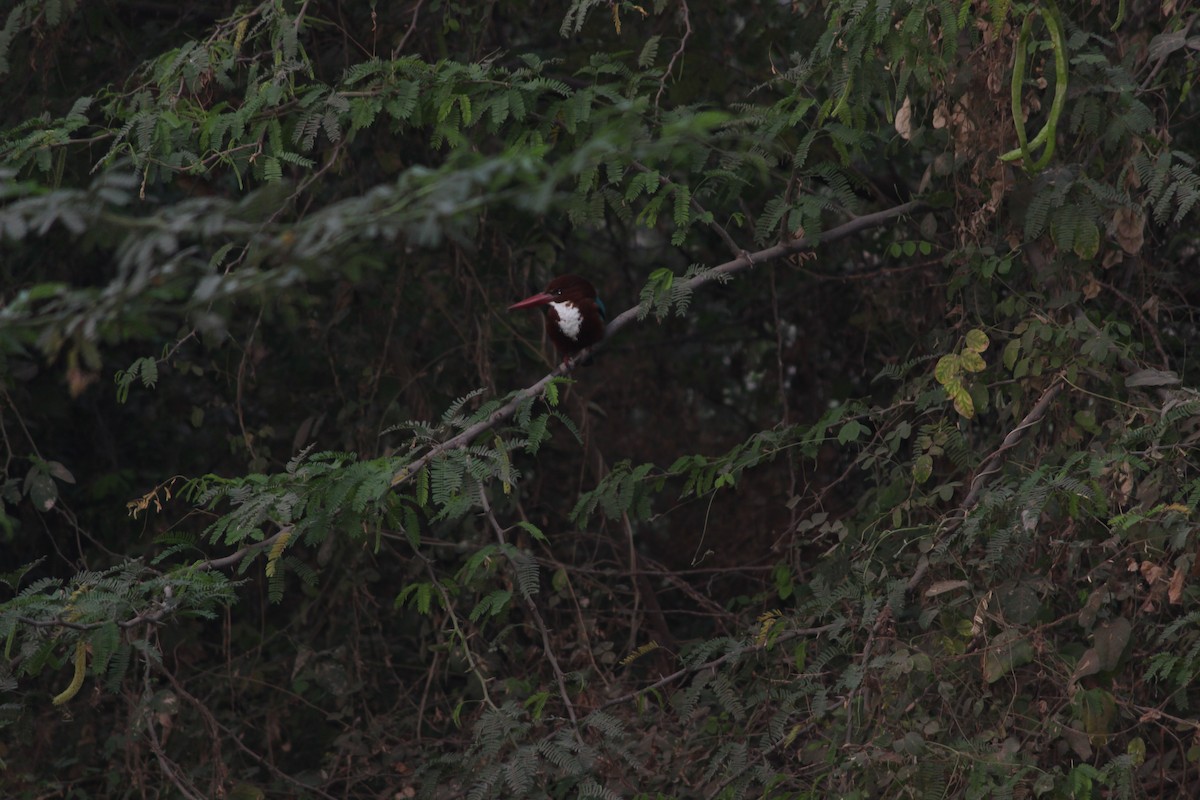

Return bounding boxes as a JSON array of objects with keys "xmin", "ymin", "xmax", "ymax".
[
  {"xmin": 390, "ymin": 199, "xmax": 927, "ymax": 488},
  {"xmin": 655, "ymin": 0, "xmax": 693, "ymax": 109}
]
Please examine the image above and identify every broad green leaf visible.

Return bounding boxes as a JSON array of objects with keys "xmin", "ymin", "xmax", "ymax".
[
  {"xmin": 934, "ymin": 354, "xmax": 959, "ymax": 385},
  {"xmin": 913, "ymin": 454, "xmax": 933, "ymax": 483},
  {"xmin": 838, "ymin": 420, "xmax": 865, "ymax": 444},
  {"xmin": 964, "ymin": 329, "xmax": 989, "ymax": 352},
  {"xmin": 24, "ymin": 468, "xmax": 57, "ymax": 511},
  {"xmin": 949, "ymin": 384, "xmax": 974, "ymax": 419},
  {"xmin": 1003, "ymin": 338, "xmax": 1021, "ymax": 370},
  {"xmin": 960, "ymin": 350, "xmax": 986, "ymax": 372}
]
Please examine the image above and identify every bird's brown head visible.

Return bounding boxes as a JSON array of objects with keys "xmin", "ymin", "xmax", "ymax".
[
  {"xmin": 509, "ymin": 275, "xmax": 607, "ymax": 361},
  {"xmin": 507, "ymin": 274, "xmax": 597, "ymax": 311}
]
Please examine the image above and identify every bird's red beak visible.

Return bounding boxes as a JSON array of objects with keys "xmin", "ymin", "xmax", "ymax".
[{"xmin": 508, "ymin": 292, "xmax": 555, "ymax": 311}]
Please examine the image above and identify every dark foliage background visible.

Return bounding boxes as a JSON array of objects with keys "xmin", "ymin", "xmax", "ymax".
[{"xmin": 3, "ymin": 0, "xmax": 1200, "ymax": 797}]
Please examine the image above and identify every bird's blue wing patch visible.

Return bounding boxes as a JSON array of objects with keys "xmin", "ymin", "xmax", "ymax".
[{"xmin": 596, "ymin": 297, "xmax": 608, "ymax": 322}]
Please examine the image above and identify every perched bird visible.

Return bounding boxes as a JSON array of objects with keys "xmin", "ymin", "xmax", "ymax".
[{"xmin": 509, "ymin": 274, "xmax": 607, "ymax": 362}]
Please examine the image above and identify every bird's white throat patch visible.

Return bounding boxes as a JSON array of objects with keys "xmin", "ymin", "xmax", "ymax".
[{"xmin": 550, "ymin": 301, "xmax": 583, "ymax": 340}]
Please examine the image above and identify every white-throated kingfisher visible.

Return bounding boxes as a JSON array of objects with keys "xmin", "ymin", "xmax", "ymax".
[{"xmin": 509, "ymin": 274, "xmax": 607, "ymax": 362}]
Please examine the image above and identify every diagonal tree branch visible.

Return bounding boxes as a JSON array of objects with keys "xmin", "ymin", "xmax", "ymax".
[{"xmin": 390, "ymin": 198, "xmax": 927, "ymax": 488}]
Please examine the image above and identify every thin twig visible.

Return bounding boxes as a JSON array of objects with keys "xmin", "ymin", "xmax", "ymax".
[
  {"xmin": 1096, "ymin": 278, "xmax": 1170, "ymax": 368},
  {"xmin": 153, "ymin": 659, "xmax": 341, "ymax": 800},
  {"xmin": 419, "ymin": 552, "xmax": 498, "ymax": 710},
  {"xmin": 960, "ymin": 375, "xmax": 1064, "ymax": 512},
  {"xmin": 394, "ymin": 0, "xmax": 427, "ymax": 56},
  {"xmin": 842, "ymin": 605, "xmax": 889, "ymax": 746},
  {"xmin": 597, "ymin": 622, "xmax": 839, "ymax": 711},
  {"xmin": 235, "ymin": 306, "xmax": 265, "ymax": 462},
  {"xmin": 293, "ymin": 0, "xmax": 313, "ymax": 33},
  {"xmin": 655, "ymin": 0, "xmax": 693, "ymax": 109},
  {"xmin": 1139, "ymin": 17, "xmax": 1195, "ymax": 91},
  {"xmin": 198, "ymin": 528, "xmax": 290, "ymax": 572},
  {"xmin": 145, "ymin": 718, "xmax": 206, "ymax": 800},
  {"xmin": 478, "ymin": 490, "xmax": 584, "ymax": 744}
]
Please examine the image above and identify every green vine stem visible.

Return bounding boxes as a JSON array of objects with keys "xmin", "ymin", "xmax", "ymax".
[{"xmin": 1000, "ymin": 0, "xmax": 1068, "ymax": 173}]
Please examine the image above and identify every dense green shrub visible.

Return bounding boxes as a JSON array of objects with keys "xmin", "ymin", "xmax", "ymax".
[{"xmin": 3, "ymin": 0, "xmax": 1199, "ymax": 797}]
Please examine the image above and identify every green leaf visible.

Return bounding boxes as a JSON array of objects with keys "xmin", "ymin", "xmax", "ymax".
[
  {"xmin": 913, "ymin": 454, "xmax": 933, "ymax": 484},
  {"xmin": 403, "ymin": 505, "xmax": 421, "ymax": 549},
  {"xmin": 959, "ymin": 350, "xmax": 986, "ymax": 373},
  {"xmin": 516, "ymin": 520, "xmax": 547, "ymax": 543},
  {"xmin": 637, "ymin": 35, "xmax": 661, "ymax": 68},
  {"xmin": 524, "ymin": 690, "xmax": 550, "ymax": 721},
  {"xmin": 934, "ymin": 354, "xmax": 959, "ymax": 386},
  {"xmin": 1073, "ymin": 221, "xmax": 1100, "ymax": 259},
  {"xmin": 24, "ymin": 468, "xmax": 57, "ymax": 512},
  {"xmin": 1073, "ymin": 410, "xmax": 1100, "ymax": 435},
  {"xmin": 468, "ymin": 589, "xmax": 512, "ymax": 621},
  {"xmin": 415, "ymin": 582, "xmax": 432, "ymax": 614},
  {"xmin": 1079, "ymin": 687, "xmax": 1116, "ymax": 738},
  {"xmin": 1003, "ymin": 339, "xmax": 1021, "ymax": 371},
  {"xmin": 948, "ymin": 384, "xmax": 975, "ymax": 419},
  {"xmin": 416, "ymin": 466, "xmax": 429, "ymax": 507},
  {"xmin": 964, "ymin": 329, "xmax": 989, "ymax": 352},
  {"xmin": 551, "ymin": 568, "xmax": 569, "ymax": 593},
  {"xmin": 837, "ymin": 420, "xmax": 865, "ymax": 444},
  {"xmin": 395, "ymin": 581, "xmax": 436, "ymax": 613}
]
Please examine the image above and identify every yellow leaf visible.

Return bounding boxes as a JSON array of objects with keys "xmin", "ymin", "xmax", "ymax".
[
  {"xmin": 266, "ymin": 530, "xmax": 292, "ymax": 578},
  {"xmin": 619, "ymin": 641, "xmax": 660, "ymax": 667},
  {"xmin": 52, "ymin": 641, "xmax": 88, "ymax": 706},
  {"xmin": 964, "ymin": 328, "xmax": 990, "ymax": 352},
  {"xmin": 756, "ymin": 609, "xmax": 782, "ymax": 646},
  {"xmin": 950, "ymin": 385, "xmax": 975, "ymax": 418},
  {"xmin": 934, "ymin": 354, "xmax": 959, "ymax": 386},
  {"xmin": 960, "ymin": 350, "xmax": 986, "ymax": 373}
]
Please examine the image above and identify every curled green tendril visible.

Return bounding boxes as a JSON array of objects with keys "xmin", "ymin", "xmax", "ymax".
[{"xmin": 999, "ymin": 0, "xmax": 1068, "ymax": 173}]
